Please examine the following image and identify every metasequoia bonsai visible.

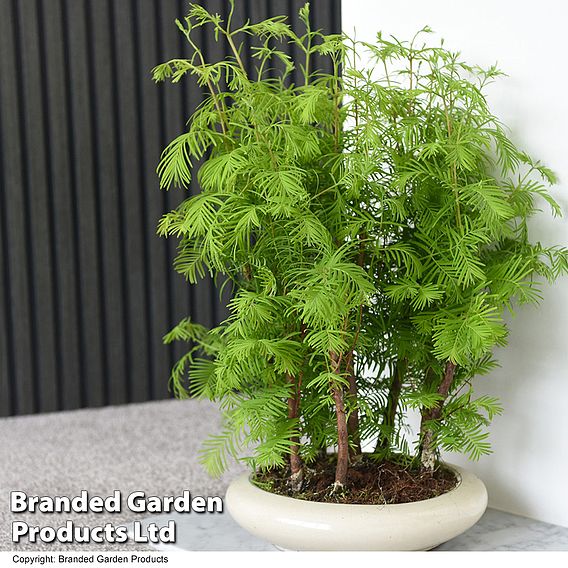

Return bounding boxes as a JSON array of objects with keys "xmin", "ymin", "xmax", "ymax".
[{"xmin": 154, "ymin": 3, "xmax": 568, "ymax": 495}]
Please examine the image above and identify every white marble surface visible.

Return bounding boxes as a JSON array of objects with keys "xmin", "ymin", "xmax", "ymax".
[
  {"xmin": 134, "ymin": 507, "xmax": 568, "ymax": 551},
  {"xmin": 436, "ymin": 508, "xmax": 568, "ymax": 551}
]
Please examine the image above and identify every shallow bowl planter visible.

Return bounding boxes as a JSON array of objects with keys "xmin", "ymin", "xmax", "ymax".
[{"xmin": 226, "ymin": 464, "xmax": 487, "ymax": 551}]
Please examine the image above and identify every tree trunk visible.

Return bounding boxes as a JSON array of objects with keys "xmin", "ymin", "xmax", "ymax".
[
  {"xmin": 330, "ymin": 352, "xmax": 349, "ymax": 489},
  {"xmin": 419, "ymin": 361, "xmax": 457, "ymax": 473},
  {"xmin": 286, "ymin": 373, "xmax": 303, "ymax": 491},
  {"xmin": 346, "ymin": 358, "xmax": 361, "ymax": 458},
  {"xmin": 346, "ymin": 229, "xmax": 366, "ymax": 459}
]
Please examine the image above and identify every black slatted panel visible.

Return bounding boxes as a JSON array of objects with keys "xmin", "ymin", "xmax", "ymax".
[{"xmin": 0, "ymin": 0, "xmax": 342, "ymax": 416}]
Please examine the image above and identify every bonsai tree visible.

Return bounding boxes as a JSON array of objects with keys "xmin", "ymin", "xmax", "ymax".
[{"xmin": 154, "ymin": 3, "xmax": 568, "ymax": 497}]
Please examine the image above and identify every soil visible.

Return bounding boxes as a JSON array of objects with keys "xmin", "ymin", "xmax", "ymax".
[{"xmin": 253, "ymin": 454, "xmax": 458, "ymax": 505}]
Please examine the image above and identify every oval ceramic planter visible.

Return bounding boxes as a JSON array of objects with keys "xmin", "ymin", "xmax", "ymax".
[{"xmin": 226, "ymin": 464, "xmax": 487, "ymax": 551}]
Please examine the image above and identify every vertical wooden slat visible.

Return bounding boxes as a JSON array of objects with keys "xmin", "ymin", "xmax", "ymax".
[
  {"xmin": 0, "ymin": 0, "xmax": 37, "ymax": 415},
  {"xmin": 12, "ymin": 0, "xmax": 44, "ymax": 413},
  {"xmin": 133, "ymin": 0, "xmax": 172, "ymax": 401},
  {"xmin": 15, "ymin": 0, "xmax": 60, "ymax": 414},
  {"xmin": 84, "ymin": 0, "xmax": 129, "ymax": 406},
  {"xmin": 0, "ymin": 105, "xmax": 14, "ymax": 417},
  {"xmin": 111, "ymin": 0, "xmax": 153, "ymax": 403},
  {"xmin": 64, "ymin": 0, "xmax": 109, "ymax": 407},
  {"xmin": 36, "ymin": 0, "xmax": 66, "ymax": 412},
  {"xmin": 42, "ymin": 0, "xmax": 85, "ymax": 410},
  {"xmin": 129, "ymin": 0, "xmax": 152, "ymax": 401}
]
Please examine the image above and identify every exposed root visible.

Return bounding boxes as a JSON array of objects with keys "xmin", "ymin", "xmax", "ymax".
[
  {"xmin": 420, "ymin": 430, "xmax": 436, "ymax": 474},
  {"xmin": 289, "ymin": 469, "xmax": 304, "ymax": 493},
  {"xmin": 330, "ymin": 480, "xmax": 345, "ymax": 495}
]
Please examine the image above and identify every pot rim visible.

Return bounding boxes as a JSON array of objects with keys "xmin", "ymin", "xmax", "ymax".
[{"xmin": 244, "ymin": 461, "xmax": 467, "ymax": 508}]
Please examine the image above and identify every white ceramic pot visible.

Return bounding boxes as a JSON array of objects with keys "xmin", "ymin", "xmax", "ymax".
[{"xmin": 225, "ymin": 464, "xmax": 487, "ymax": 551}]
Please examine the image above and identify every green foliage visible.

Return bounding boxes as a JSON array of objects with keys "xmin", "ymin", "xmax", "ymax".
[
  {"xmin": 350, "ymin": 28, "xmax": 567, "ymax": 463},
  {"xmin": 155, "ymin": 3, "xmax": 567, "ymax": 478}
]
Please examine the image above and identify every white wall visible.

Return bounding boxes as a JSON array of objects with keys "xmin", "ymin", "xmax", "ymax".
[{"xmin": 343, "ymin": 0, "xmax": 568, "ymax": 527}]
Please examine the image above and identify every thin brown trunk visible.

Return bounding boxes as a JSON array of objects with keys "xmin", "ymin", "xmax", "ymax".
[
  {"xmin": 330, "ymin": 352, "xmax": 349, "ymax": 488},
  {"xmin": 419, "ymin": 361, "xmax": 457, "ymax": 473},
  {"xmin": 437, "ymin": 361, "xmax": 458, "ymax": 404},
  {"xmin": 346, "ymin": 358, "xmax": 361, "ymax": 458},
  {"xmin": 346, "ymin": 229, "xmax": 366, "ymax": 459},
  {"xmin": 286, "ymin": 372, "xmax": 303, "ymax": 491},
  {"xmin": 332, "ymin": 384, "xmax": 349, "ymax": 487}
]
